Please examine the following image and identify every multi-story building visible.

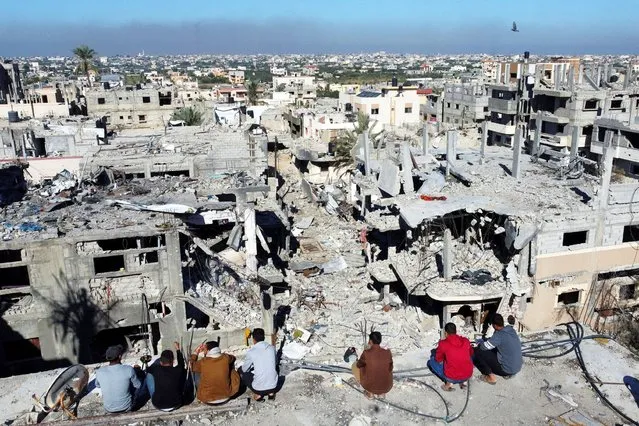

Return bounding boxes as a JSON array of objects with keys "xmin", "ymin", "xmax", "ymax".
[
  {"xmin": 85, "ymin": 87, "xmax": 178, "ymax": 128},
  {"xmin": 421, "ymin": 91, "xmax": 443, "ymax": 123},
  {"xmin": 0, "ymin": 61, "xmax": 23, "ymax": 104},
  {"xmin": 338, "ymin": 85, "xmax": 425, "ymax": 129},
  {"xmin": 440, "ymin": 83, "xmax": 489, "ymax": 128},
  {"xmin": 228, "ymin": 70, "xmax": 245, "ymax": 85},
  {"xmin": 272, "ymin": 76, "xmax": 316, "ymax": 107}
]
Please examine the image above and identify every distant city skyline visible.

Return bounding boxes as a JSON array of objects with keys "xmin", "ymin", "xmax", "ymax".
[{"xmin": 3, "ymin": 0, "xmax": 639, "ymax": 56}]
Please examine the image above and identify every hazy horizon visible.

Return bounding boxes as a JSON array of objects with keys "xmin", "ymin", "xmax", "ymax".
[{"xmin": 4, "ymin": 0, "xmax": 639, "ymax": 57}]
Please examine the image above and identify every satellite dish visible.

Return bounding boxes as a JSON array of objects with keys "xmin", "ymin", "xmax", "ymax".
[{"xmin": 511, "ymin": 21, "xmax": 520, "ymax": 32}]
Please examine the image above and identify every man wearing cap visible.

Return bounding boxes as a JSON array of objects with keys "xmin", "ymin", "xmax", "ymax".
[{"xmin": 94, "ymin": 345, "xmax": 143, "ymax": 413}]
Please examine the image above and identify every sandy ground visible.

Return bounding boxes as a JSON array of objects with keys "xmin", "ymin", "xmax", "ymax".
[{"xmin": 2, "ymin": 332, "xmax": 637, "ymax": 426}]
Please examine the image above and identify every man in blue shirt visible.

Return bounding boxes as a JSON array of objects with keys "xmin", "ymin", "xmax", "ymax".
[
  {"xmin": 94, "ymin": 345, "xmax": 144, "ymax": 413},
  {"xmin": 474, "ymin": 314, "xmax": 523, "ymax": 385}
]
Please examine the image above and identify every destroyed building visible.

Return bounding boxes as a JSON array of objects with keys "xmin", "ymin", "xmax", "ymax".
[
  {"xmin": 298, "ymin": 118, "xmax": 639, "ymax": 335},
  {"xmin": 440, "ymin": 83, "xmax": 489, "ymax": 129},
  {"xmin": 85, "ymin": 87, "xmax": 182, "ymax": 129},
  {"xmin": 0, "ymin": 124, "xmax": 289, "ymax": 377}
]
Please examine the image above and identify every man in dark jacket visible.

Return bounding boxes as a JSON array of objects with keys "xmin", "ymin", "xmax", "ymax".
[
  {"xmin": 146, "ymin": 342, "xmax": 186, "ymax": 411},
  {"xmin": 474, "ymin": 314, "xmax": 523, "ymax": 384},
  {"xmin": 427, "ymin": 322, "xmax": 474, "ymax": 391},
  {"xmin": 352, "ymin": 331, "xmax": 393, "ymax": 398}
]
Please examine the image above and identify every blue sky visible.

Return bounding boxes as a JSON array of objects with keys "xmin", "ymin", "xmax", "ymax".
[{"xmin": 3, "ymin": 0, "xmax": 638, "ymax": 55}]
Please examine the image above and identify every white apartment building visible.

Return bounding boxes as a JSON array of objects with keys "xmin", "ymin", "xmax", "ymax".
[{"xmin": 338, "ymin": 86, "xmax": 425, "ymax": 130}]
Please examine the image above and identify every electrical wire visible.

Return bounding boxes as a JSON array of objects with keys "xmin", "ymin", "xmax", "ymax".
[
  {"xmin": 288, "ymin": 360, "xmax": 469, "ymax": 423},
  {"xmin": 520, "ymin": 321, "xmax": 638, "ymax": 425}
]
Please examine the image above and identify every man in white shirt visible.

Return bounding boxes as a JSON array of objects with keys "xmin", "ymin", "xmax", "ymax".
[{"xmin": 238, "ymin": 328, "xmax": 279, "ymax": 401}]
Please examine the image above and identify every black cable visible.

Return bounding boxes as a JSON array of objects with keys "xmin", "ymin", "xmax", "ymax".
[
  {"xmin": 569, "ymin": 322, "xmax": 638, "ymax": 426},
  {"xmin": 520, "ymin": 321, "xmax": 638, "ymax": 425},
  {"xmin": 293, "ymin": 360, "xmax": 469, "ymax": 423}
]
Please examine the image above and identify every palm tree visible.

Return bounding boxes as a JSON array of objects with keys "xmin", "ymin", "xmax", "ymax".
[
  {"xmin": 171, "ymin": 106, "xmax": 203, "ymax": 126},
  {"xmin": 334, "ymin": 110, "xmax": 383, "ymax": 160},
  {"xmin": 73, "ymin": 45, "xmax": 96, "ymax": 87},
  {"xmin": 246, "ymin": 80, "xmax": 260, "ymax": 106}
]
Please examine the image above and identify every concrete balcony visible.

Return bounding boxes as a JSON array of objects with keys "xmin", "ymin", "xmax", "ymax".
[
  {"xmin": 486, "ymin": 121, "xmax": 516, "ymax": 135},
  {"xmin": 488, "ymin": 98, "xmax": 517, "ymax": 114},
  {"xmin": 532, "ymin": 111, "xmax": 570, "ymax": 125},
  {"xmin": 534, "ymin": 88, "xmax": 572, "ymax": 98},
  {"xmin": 540, "ymin": 134, "xmax": 570, "ymax": 148},
  {"xmin": 591, "ymin": 139, "xmax": 639, "ymax": 163}
]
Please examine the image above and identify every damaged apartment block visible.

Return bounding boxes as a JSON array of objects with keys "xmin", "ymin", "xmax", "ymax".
[{"xmin": 0, "ymin": 122, "xmax": 292, "ymax": 377}]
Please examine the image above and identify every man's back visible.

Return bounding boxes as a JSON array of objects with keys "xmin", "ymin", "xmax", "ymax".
[
  {"xmin": 358, "ymin": 345, "xmax": 393, "ymax": 395},
  {"xmin": 243, "ymin": 341, "xmax": 278, "ymax": 391},
  {"xmin": 95, "ymin": 364, "xmax": 140, "ymax": 413},
  {"xmin": 194, "ymin": 354, "xmax": 240, "ymax": 402},
  {"xmin": 436, "ymin": 334, "xmax": 473, "ymax": 381},
  {"xmin": 486, "ymin": 326, "xmax": 523, "ymax": 375},
  {"xmin": 147, "ymin": 352, "xmax": 185, "ymax": 409}
]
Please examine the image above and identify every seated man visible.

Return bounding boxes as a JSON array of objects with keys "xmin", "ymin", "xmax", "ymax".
[
  {"xmin": 146, "ymin": 342, "xmax": 185, "ymax": 411},
  {"xmin": 474, "ymin": 313, "xmax": 523, "ymax": 384},
  {"xmin": 191, "ymin": 341, "xmax": 241, "ymax": 404},
  {"xmin": 427, "ymin": 322, "xmax": 473, "ymax": 391},
  {"xmin": 352, "ymin": 331, "xmax": 393, "ymax": 398},
  {"xmin": 238, "ymin": 328, "xmax": 279, "ymax": 401},
  {"xmin": 94, "ymin": 345, "xmax": 143, "ymax": 413}
]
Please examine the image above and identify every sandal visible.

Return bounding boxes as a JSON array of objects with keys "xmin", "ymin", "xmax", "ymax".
[
  {"xmin": 441, "ymin": 384, "xmax": 455, "ymax": 392},
  {"xmin": 479, "ymin": 375, "xmax": 497, "ymax": 385}
]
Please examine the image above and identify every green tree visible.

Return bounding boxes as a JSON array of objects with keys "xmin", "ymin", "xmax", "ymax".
[
  {"xmin": 124, "ymin": 73, "xmax": 146, "ymax": 86},
  {"xmin": 334, "ymin": 110, "xmax": 383, "ymax": 161},
  {"xmin": 170, "ymin": 106, "xmax": 204, "ymax": 126},
  {"xmin": 198, "ymin": 74, "xmax": 230, "ymax": 85},
  {"xmin": 317, "ymin": 85, "xmax": 339, "ymax": 98},
  {"xmin": 246, "ymin": 80, "xmax": 260, "ymax": 106},
  {"xmin": 73, "ymin": 45, "xmax": 96, "ymax": 87}
]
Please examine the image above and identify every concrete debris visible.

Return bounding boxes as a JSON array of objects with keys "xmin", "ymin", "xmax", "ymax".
[
  {"xmin": 321, "ymin": 256, "xmax": 348, "ymax": 274},
  {"xmin": 281, "ymin": 341, "xmax": 311, "ymax": 360}
]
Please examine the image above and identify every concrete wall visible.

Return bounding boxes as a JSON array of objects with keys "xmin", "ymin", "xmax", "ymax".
[
  {"xmin": 0, "ymin": 157, "xmax": 83, "ymax": 183},
  {"xmin": 0, "ymin": 229, "xmax": 187, "ymax": 366},
  {"xmin": 524, "ymin": 242, "xmax": 639, "ymax": 330},
  {"xmin": 340, "ymin": 92, "xmax": 423, "ymax": 128},
  {"xmin": 0, "ymin": 103, "xmax": 69, "ymax": 120},
  {"xmin": 86, "ymin": 88, "xmax": 178, "ymax": 128}
]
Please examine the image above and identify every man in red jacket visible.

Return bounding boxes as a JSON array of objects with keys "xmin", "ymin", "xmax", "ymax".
[{"xmin": 427, "ymin": 322, "xmax": 474, "ymax": 391}]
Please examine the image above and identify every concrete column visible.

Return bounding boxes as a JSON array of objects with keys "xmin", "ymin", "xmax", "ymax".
[
  {"xmin": 629, "ymin": 97, "xmax": 637, "ymax": 126},
  {"xmin": 446, "ymin": 131, "xmax": 456, "ymax": 176},
  {"xmin": 570, "ymin": 125, "xmax": 580, "ymax": 159},
  {"xmin": 512, "ymin": 126, "xmax": 523, "ymax": 179},
  {"xmin": 533, "ymin": 114, "xmax": 542, "ymax": 156},
  {"xmin": 422, "ymin": 122, "xmax": 429, "ymax": 156},
  {"xmin": 443, "ymin": 228, "xmax": 452, "ymax": 280},
  {"xmin": 599, "ymin": 131, "xmax": 615, "ymax": 210},
  {"xmin": 261, "ymin": 286, "xmax": 274, "ymax": 341},
  {"xmin": 480, "ymin": 121, "xmax": 487, "ymax": 164},
  {"xmin": 362, "ymin": 133, "xmax": 370, "ymax": 176},
  {"xmin": 244, "ymin": 206, "xmax": 258, "ymax": 276}
]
